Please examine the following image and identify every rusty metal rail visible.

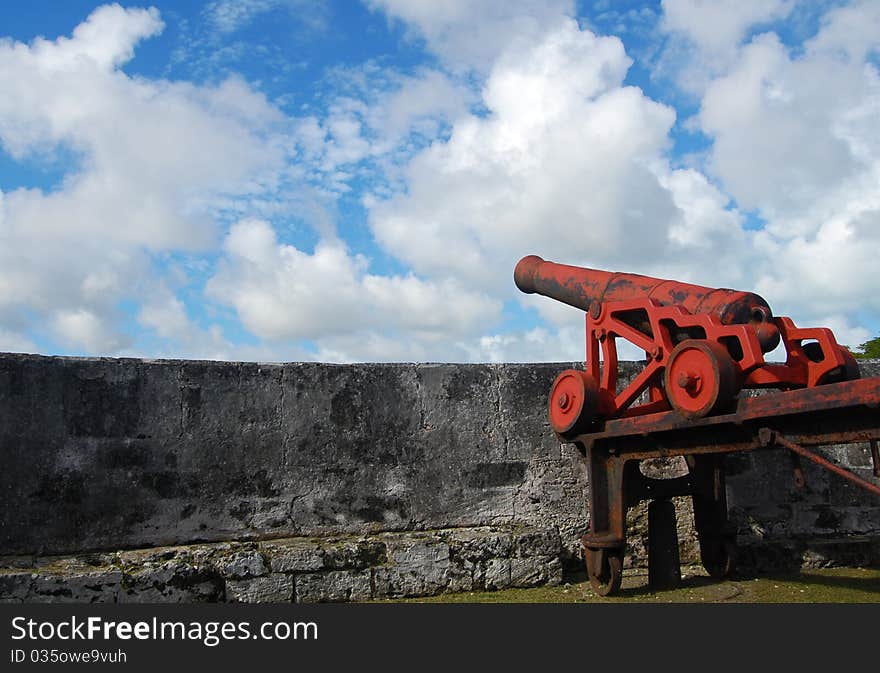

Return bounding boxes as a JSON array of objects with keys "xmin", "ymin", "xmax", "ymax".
[{"xmin": 585, "ymin": 377, "xmax": 880, "ymax": 454}]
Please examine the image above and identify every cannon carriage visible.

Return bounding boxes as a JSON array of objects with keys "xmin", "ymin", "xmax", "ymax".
[{"xmin": 515, "ymin": 255, "xmax": 880, "ymax": 595}]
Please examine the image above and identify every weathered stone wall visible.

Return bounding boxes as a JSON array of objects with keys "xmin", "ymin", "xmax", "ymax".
[
  {"xmin": 0, "ymin": 355, "xmax": 588, "ymax": 556},
  {"xmin": 1, "ymin": 353, "xmax": 878, "ymax": 602},
  {"xmin": 0, "ymin": 527, "xmax": 562, "ymax": 603}
]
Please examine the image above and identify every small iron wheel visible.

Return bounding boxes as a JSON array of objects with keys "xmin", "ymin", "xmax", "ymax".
[
  {"xmin": 700, "ymin": 538, "xmax": 736, "ymax": 579},
  {"xmin": 548, "ymin": 369, "xmax": 600, "ymax": 439},
  {"xmin": 664, "ymin": 340, "xmax": 739, "ymax": 419},
  {"xmin": 585, "ymin": 547, "xmax": 623, "ymax": 597}
]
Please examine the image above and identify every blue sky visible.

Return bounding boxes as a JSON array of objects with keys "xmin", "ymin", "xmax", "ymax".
[{"xmin": 0, "ymin": 0, "xmax": 878, "ymax": 362}]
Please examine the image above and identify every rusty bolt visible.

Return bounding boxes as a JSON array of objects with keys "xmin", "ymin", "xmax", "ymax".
[
  {"xmin": 558, "ymin": 392, "xmax": 570, "ymax": 410},
  {"xmin": 677, "ymin": 371, "xmax": 700, "ymax": 393}
]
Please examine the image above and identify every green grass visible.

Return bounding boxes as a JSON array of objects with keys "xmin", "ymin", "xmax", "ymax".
[{"xmin": 373, "ymin": 566, "xmax": 880, "ymax": 603}]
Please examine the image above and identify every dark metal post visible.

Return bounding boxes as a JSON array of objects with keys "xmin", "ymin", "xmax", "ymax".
[{"xmin": 647, "ymin": 499, "xmax": 681, "ymax": 589}]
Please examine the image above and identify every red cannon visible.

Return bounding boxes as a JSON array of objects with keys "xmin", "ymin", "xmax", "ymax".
[{"xmin": 515, "ymin": 255, "xmax": 880, "ymax": 595}]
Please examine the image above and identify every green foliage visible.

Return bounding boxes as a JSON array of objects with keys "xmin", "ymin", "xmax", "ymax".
[{"xmin": 851, "ymin": 336, "xmax": 880, "ymax": 359}]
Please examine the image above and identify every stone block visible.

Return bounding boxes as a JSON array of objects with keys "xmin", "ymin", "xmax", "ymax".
[
  {"xmin": 220, "ymin": 550, "xmax": 267, "ymax": 579},
  {"xmin": 387, "ymin": 536, "xmax": 449, "ymax": 566},
  {"xmin": 447, "ymin": 528, "xmax": 512, "ymax": 563},
  {"xmin": 322, "ymin": 539, "xmax": 386, "ymax": 569},
  {"xmin": 226, "ymin": 574, "xmax": 293, "ymax": 603},
  {"xmin": 29, "ymin": 567, "xmax": 123, "ymax": 603},
  {"xmin": 264, "ymin": 540, "xmax": 325, "ymax": 573},
  {"xmin": 509, "ymin": 557, "xmax": 562, "ymax": 588},
  {"xmin": 0, "ymin": 571, "xmax": 33, "ymax": 602},
  {"xmin": 295, "ymin": 570, "xmax": 371, "ymax": 603},
  {"xmin": 479, "ymin": 558, "xmax": 511, "ymax": 590},
  {"xmin": 118, "ymin": 560, "xmax": 222, "ymax": 603},
  {"xmin": 372, "ymin": 535, "xmax": 457, "ymax": 597},
  {"xmin": 513, "ymin": 527, "xmax": 561, "ymax": 557}
]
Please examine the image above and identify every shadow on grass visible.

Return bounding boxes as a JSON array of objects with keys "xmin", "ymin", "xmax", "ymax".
[
  {"xmin": 759, "ymin": 569, "xmax": 880, "ymax": 593},
  {"xmin": 607, "ymin": 567, "xmax": 880, "ymax": 602},
  {"xmin": 614, "ymin": 574, "xmax": 721, "ymax": 599}
]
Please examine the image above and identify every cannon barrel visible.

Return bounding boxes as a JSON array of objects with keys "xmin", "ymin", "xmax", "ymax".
[{"xmin": 514, "ymin": 255, "xmax": 772, "ymax": 325}]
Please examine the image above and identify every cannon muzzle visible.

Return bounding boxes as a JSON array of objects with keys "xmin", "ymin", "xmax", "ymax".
[{"xmin": 515, "ymin": 255, "xmax": 771, "ymax": 326}]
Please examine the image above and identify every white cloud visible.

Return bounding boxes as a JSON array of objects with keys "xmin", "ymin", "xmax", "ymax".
[
  {"xmin": 366, "ymin": 19, "xmax": 704, "ymax": 298},
  {"xmin": 2, "ymin": 2, "xmax": 877, "ymax": 365},
  {"xmin": 658, "ymin": 0, "xmax": 794, "ymax": 93},
  {"xmin": 366, "ymin": 69, "xmax": 473, "ymax": 153},
  {"xmin": 50, "ymin": 308, "xmax": 128, "ymax": 353},
  {"xmin": 464, "ymin": 324, "xmax": 650, "ymax": 364},
  {"xmin": 362, "ymin": 6, "xmax": 880, "ymax": 358},
  {"xmin": 206, "ymin": 219, "xmax": 501, "ymax": 355},
  {"xmin": 137, "ymin": 287, "xmax": 194, "ymax": 341},
  {"xmin": 135, "ymin": 286, "xmax": 238, "ymax": 361},
  {"xmin": 820, "ymin": 317, "xmax": 870, "ymax": 353},
  {"xmin": 366, "ymin": 0, "xmax": 575, "ymax": 72},
  {"xmin": 28, "ymin": 4, "xmax": 164, "ymax": 72},
  {"xmin": 805, "ymin": 0, "xmax": 880, "ymax": 63},
  {"xmin": 692, "ymin": 5, "xmax": 880, "ymax": 327},
  {"xmin": 293, "ymin": 67, "xmax": 472, "ymax": 181},
  {"xmin": 661, "ymin": 0, "xmax": 793, "ymax": 55},
  {"xmin": 0, "ymin": 5, "xmax": 292, "ymax": 354},
  {"xmin": 699, "ymin": 33, "xmax": 876, "ymax": 223},
  {"xmin": 0, "ymin": 328, "xmax": 37, "ymax": 354},
  {"xmin": 465, "ymin": 326, "xmax": 581, "ymax": 364}
]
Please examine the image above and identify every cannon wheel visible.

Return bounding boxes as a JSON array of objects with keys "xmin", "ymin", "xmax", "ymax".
[
  {"xmin": 664, "ymin": 340, "xmax": 738, "ymax": 419},
  {"xmin": 700, "ymin": 538, "xmax": 736, "ymax": 579},
  {"xmin": 548, "ymin": 369, "xmax": 600, "ymax": 439},
  {"xmin": 585, "ymin": 547, "xmax": 623, "ymax": 596}
]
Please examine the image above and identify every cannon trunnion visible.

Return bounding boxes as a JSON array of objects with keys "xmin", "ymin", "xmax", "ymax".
[{"xmin": 515, "ymin": 255, "xmax": 880, "ymax": 596}]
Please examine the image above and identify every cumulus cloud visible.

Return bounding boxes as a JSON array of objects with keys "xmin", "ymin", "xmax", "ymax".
[
  {"xmin": 2, "ymin": 2, "xmax": 877, "ymax": 364},
  {"xmin": 662, "ymin": 0, "xmax": 794, "ymax": 55},
  {"xmin": 360, "ymin": 3, "xmax": 880, "ymax": 356},
  {"xmin": 462, "ymin": 326, "xmax": 582, "ymax": 364},
  {"xmin": 692, "ymin": 2, "xmax": 880, "ymax": 326},
  {"xmin": 805, "ymin": 0, "xmax": 880, "ymax": 63},
  {"xmin": 25, "ymin": 4, "xmax": 164, "ymax": 72},
  {"xmin": 137, "ymin": 288, "xmax": 194, "ymax": 342},
  {"xmin": 366, "ymin": 0, "xmax": 575, "ymax": 73},
  {"xmin": 699, "ymin": 34, "xmax": 875, "ymax": 222},
  {"xmin": 50, "ymin": 308, "xmax": 128, "ymax": 353},
  {"xmin": 0, "ymin": 4, "xmax": 290, "ymax": 355},
  {"xmin": 366, "ymin": 19, "xmax": 752, "ymax": 308},
  {"xmin": 293, "ymin": 67, "xmax": 472, "ymax": 182},
  {"xmin": 135, "ymin": 285, "xmax": 237, "ymax": 361},
  {"xmin": 658, "ymin": 0, "xmax": 795, "ymax": 93},
  {"xmin": 206, "ymin": 219, "xmax": 501, "ymax": 359}
]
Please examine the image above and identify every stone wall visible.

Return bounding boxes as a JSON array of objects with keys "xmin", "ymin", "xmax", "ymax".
[
  {"xmin": 1, "ymin": 353, "xmax": 878, "ymax": 602},
  {"xmin": 0, "ymin": 527, "xmax": 562, "ymax": 603}
]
